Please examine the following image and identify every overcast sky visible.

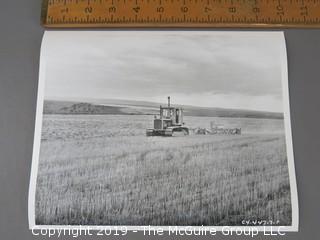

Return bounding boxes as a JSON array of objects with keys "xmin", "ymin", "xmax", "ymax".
[{"xmin": 42, "ymin": 31, "xmax": 286, "ymax": 112}]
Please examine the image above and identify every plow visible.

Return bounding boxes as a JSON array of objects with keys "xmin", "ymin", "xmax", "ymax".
[{"xmin": 146, "ymin": 97, "xmax": 241, "ymax": 137}]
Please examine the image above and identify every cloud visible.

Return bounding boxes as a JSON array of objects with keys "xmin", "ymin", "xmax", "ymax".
[{"xmin": 43, "ymin": 31, "xmax": 286, "ymax": 112}]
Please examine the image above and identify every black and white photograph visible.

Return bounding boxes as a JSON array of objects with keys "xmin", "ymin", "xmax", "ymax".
[{"xmin": 29, "ymin": 31, "xmax": 298, "ymax": 230}]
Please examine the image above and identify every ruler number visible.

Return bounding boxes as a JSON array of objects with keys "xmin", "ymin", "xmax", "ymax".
[
  {"xmin": 300, "ymin": 6, "xmax": 308, "ymax": 16},
  {"xmin": 133, "ymin": 6, "xmax": 140, "ymax": 13},
  {"xmin": 252, "ymin": 7, "xmax": 260, "ymax": 13},
  {"xmin": 109, "ymin": 7, "xmax": 116, "ymax": 13},
  {"xmin": 276, "ymin": 5, "xmax": 284, "ymax": 16},
  {"xmin": 84, "ymin": 6, "xmax": 93, "ymax": 14},
  {"xmin": 157, "ymin": 7, "xmax": 164, "ymax": 13},
  {"xmin": 60, "ymin": 8, "xmax": 69, "ymax": 14},
  {"xmin": 229, "ymin": 7, "xmax": 236, "ymax": 13},
  {"xmin": 204, "ymin": 7, "xmax": 212, "ymax": 13},
  {"xmin": 181, "ymin": 6, "xmax": 188, "ymax": 13}
]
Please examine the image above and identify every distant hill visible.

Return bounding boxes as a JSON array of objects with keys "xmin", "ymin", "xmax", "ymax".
[
  {"xmin": 44, "ymin": 101, "xmax": 127, "ymax": 115},
  {"xmin": 43, "ymin": 99, "xmax": 283, "ymax": 119}
]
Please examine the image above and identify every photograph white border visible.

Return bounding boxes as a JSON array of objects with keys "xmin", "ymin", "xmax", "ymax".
[{"xmin": 28, "ymin": 31, "xmax": 298, "ymax": 232}]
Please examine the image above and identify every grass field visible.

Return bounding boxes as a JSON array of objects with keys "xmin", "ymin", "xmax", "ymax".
[{"xmin": 35, "ymin": 114, "xmax": 292, "ymax": 226}]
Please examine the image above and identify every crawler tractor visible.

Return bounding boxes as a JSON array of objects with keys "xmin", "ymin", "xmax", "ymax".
[{"xmin": 146, "ymin": 97, "xmax": 189, "ymax": 137}]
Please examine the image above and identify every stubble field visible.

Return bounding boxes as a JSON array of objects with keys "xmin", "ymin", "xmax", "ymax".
[{"xmin": 35, "ymin": 114, "xmax": 292, "ymax": 226}]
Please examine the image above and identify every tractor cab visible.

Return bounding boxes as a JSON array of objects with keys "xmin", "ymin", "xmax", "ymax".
[{"xmin": 160, "ymin": 105, "xmax": 183, "ymax": 125}]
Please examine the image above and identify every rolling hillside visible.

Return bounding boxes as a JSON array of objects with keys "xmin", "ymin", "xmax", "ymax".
[{"xmin": 43, "ymin": 99, "xmax": 283, "ymax": 119}]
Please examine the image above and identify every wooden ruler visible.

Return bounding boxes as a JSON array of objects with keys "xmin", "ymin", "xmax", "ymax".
[{"xmin": 42, "ymin": 0, "xmax": 320, "ymax": 27}]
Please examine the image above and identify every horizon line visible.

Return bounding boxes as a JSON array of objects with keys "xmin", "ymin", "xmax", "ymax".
[{"xmin": 44, "ymin": 96, "xmax": 284, "ymax": 115}]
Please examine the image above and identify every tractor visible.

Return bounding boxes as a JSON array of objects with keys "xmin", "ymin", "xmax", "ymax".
[{"xmin": 146, "ymin": 97, "xmax": 189, "ymax": 137}]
